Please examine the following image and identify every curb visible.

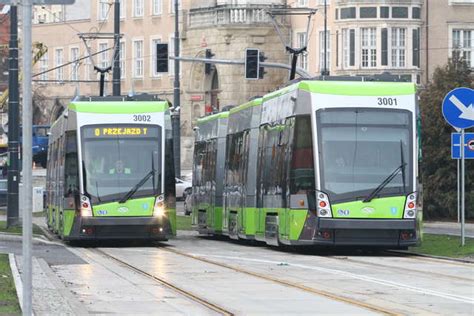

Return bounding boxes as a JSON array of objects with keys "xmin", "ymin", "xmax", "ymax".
[
  {"xmin": 388, "ymin": 250, "xmax": 474, "ymax": 264},
  {"xmin": 0, "ymin": 232, "xmax": 62, "ymax": 246},
  {"xmin": 8, "ymin": 253, "xmax": 23, "ymax": 313}
]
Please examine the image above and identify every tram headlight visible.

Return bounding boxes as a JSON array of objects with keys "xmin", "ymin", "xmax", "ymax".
[
  {"xmin": 403, "ymin": 192, "xmax": 417, "ymax": 219},
  {"xmin": 153, "ymin": 195, "xmax": 166, "ymax": 217},
  {"xmin": 80, "ymin": 195, "xmax": 93, "ymax": 217},
  {"xmin": 316, "ymin": 191, "xmax": 332, "ymax": 218}
]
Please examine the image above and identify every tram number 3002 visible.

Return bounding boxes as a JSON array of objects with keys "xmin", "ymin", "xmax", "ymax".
[
  {"xmin": 133, "ymin": 115, "xmax": 151, "ymax": 122},
  {"xmin": 377, "ymin": 97, "xmax": 398, "ymax": 106}
]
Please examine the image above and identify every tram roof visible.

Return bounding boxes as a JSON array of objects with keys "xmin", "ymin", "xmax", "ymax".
[
  {"xmin": 229, "ymin": 98, "xmax": 262, "ymax": 115},
  {"xmin": 66, "ymin": 95, "xmax": 169, "ymax": 114},
  {"xmin": 196, "ymin": 111, "xmax": 229, "ymax": 125},
  {"xmin": 263, "ymin": 80, "xmax": 416, "ymax": 102}
]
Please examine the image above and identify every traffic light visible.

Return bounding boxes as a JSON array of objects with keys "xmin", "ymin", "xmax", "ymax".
[
  {"xmin": 245, "ymin": 48, "xmax": 259, "ymax": 80},
  {"xmin": 156, "ymin": 43, "xmax": 168, "ymax": 73},
  {"xmin": 205, "ymin": 49, "xmax": 215, "ymax": 75},
  {"xmin": 259, "ymin": 51, "xmax": 267, "ymax": 79}
]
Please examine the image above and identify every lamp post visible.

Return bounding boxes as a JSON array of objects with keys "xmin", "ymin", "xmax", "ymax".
[{"xmin": 172, "ymin": 0, "xmax": 181, "ymax": 178}]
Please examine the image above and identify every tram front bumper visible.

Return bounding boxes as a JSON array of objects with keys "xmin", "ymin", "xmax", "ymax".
[
  {"xmin": 286, "ymin": 216, "xmax": 418, "ymax": 247},
  {"xmin": 315, "ymin": 218, "xmax": 418, "ymax": 247},
  {"xmin": 66, "ymin": 216, "xmax": 171, "ymax": 241}
]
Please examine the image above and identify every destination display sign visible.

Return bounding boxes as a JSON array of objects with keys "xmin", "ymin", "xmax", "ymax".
[{"xmin": 82, "ymin": 125, "xmax": 160, "ymax": 138}]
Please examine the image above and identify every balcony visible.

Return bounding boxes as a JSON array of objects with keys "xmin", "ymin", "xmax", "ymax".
[{"xmin": 188, "ymin": 5, "xmax": 288, "ymax": 29}]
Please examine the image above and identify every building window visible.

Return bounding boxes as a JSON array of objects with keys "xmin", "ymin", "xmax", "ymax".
[
  {"xmin": 98, "ymin": 0, "xmax": 109, "ymax": 20},
  {"xmin": 151, "ymin": 38, "xmax": 162, "ymax": 76},
  {"xmin": 55, "ymin": 49, "xmax": 64, "ymax": 81},
  {"xmin": 170, "ymin": 0, "xmax": 181, "ymax": 13},
  {"xmin": 380, "ymin": 6, "xmax": 389, "ymax": 18},
  {"xmin": 39, "ymin": 53, "xmax": 48, "ymax": 81},
  {"xmin": 413, "ymin": 28, "xmax": 420, "ymax": 67},
  {"xmin": 453, "ymin": 29, "xmax": 473, "ymax": 67},
  {"xmin": 133, "ymin": 40, "xmax": 144, "ymax": 78},
  {"xmin": 361, "ymin": 27, "xmax": 376, "ymax": 68},
  {"xmin": 319, "ymin": 30, "xmax": 330, "ymax": 72},
  {"xmin": 120, "ymin": 0, "xmax": 126, "ymax": 18},
  {"xmin": 294, "ymin": 32, "xmax": 308, "ymax": 70},
  {"xmin": 70, "ymin": 47, "xmax": 79, "ymax": 81},
  {"xmin": 99, "ymin": 43, "xmax": 109, "ymax": 69},
  {"xmin": 392, "ymin": 7, "xmax": 408, "ymax": 18},
  {"xmin": 360, "ymin": 7, "xmax": 377, "ymax": 18},
  {"xmin": 391, "ymin": 28, "xmax": 406, "ymax": 67},
  {"xmin": 152, "ymin": 0, "xmax": 162, "ymax": 15},
  {"xmin": 449, "ymin": 0, "xmax": 474, "ymax": 4},
  {"xmin": 335, "ymin": 8, "xmax": 338, "ymax": 20},
  {"xmin": 84, "ymin": 56, "xmax": 91, "ymax": 80},
  {"xmin": 120, "ymin": 41, "xmax": 126, "ymax": 79},
  {"xmin": 342, "ymin": 28, "xmax": 355, "ymax": 67},
  {"xmin": 381, "ymin": 28, "xmax": 388, "ymax": 66},
  {"xmin": 133, "ymin": 0, "xmax": 144, "ymax": 17},
  {"xmin": 316, "ymin": 0, "xmax": 331, "ymax": 5},
  {"xmin": 340, "ymin": 7, "xmax": 356, "ymax": 19},
  {"xmin": 297, "ymin": 0, "xmax": 308, "ymax": 6},
  {"xmin": 412, "ymin": 7, "xmax": 421, "ymax": 19}
]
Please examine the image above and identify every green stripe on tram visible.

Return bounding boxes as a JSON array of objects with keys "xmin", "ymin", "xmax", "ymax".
[
  {"xmin": 331, "ymin": 196, "xmax": 407, "ymax": 219},
  {"xmin": 230, "ymin": 98, "xmax": 262, "ymax": 114},
  {"xmin": 300, "ymin": 81, "xmax": 416, "ymax": 96},
  {"xmin": 69, "ymin": 101, "xmax": 169, "ymax": 114},
  {"xmin": 197, "ymin": 111, "xmax": 229, "ymax": 124}
]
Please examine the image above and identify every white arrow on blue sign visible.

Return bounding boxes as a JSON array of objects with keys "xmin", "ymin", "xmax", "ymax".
[
  {"xmin": 452, "ymin": 132, "xmax": 474, "ymax": 159},
  {"xmin": 442, "ymin": 87, "xmax": 474, "ymax": 130}
]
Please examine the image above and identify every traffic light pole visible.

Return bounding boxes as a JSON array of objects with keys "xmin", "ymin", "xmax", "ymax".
[
  {"xmin": 6, "ymin": 5, "xmax": 19, "ymax": 228},
  {"xmin": 172, "ymin": 0, "xmax": 181, "ymax": 178},
  {"xmin": 112, "ymin": 0, "xmax": 121, "ymax": 96},
  {"xmin": 170, "ymin": 56, "xmax": 311, "ymax": 78}
]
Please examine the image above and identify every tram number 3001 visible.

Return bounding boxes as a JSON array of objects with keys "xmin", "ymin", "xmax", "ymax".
[
  {"xmin": 133, "ymin": 115, "xmax": 151, "ymax": 122},
  {"xmin": 377, "ymin": 97, "xmax": 398, "ymax": 106}
]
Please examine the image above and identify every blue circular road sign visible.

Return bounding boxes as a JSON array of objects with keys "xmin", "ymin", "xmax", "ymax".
[{"xmin": 442, "ymin": 87, "xmax": 474, "ymax": 130}]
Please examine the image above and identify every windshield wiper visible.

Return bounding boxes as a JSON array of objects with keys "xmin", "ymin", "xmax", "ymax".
[
  {"xmin": 95, "ymin": 181, "xmax": 102, "ymax": 203},
  {"xmin": 363, "ymin": 162, "xmax": 407, "ymax": 203},
  {"xmin": 119, "ymin": 169, "xmax": 155, "ymax": 204}
]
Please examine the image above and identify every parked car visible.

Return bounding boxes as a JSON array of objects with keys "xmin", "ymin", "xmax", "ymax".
[
  {"xmin": 183, "ymin": 187, "xmax": 192, "ymax": 216},
  {"xmin": 175, "ymin": 177, "xmax": 192, "ymax": 201},
  {"xmin": 0, "ymin": 179, "xmax": 7, "ymax": 207}
]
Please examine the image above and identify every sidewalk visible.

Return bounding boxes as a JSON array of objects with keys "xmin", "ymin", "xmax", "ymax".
[{"xmin": 423, "ymin": 221, "xmax": 474, "ymax": 238}]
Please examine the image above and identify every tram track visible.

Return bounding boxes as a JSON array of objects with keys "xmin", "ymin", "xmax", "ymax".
[
  {"xmin": 160, "ymin": 247, "xmax": 401, "ymax": 316},
  {"xmin": 89, "ymin": 248, "xmax": 234, "ymax": 316},
  {"xmin": 318, "ymin": 253, "xmax": 474, "ymax": 283}
]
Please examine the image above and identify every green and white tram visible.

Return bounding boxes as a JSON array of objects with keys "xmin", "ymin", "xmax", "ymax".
[
  {"xmin": 193, "ymin": 80, "xmax": 420, "ymax": 248},
  {"xmin": 45, "ymin": 95, "xmax": 176, "ymax": 241},
  {"xmin": 192, "ymin": 111, "xmax": 229, "ymax": 234}
]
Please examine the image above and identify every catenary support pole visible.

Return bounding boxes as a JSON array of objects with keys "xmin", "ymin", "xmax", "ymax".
[
  {"xmin": 22, "ymin": 0, "xmax": 34, "ymax": 313},
  {"xmin": 172, "ymin": 0, "xmax": 181, "ymax": 178},
  {"xmin": 461, "ymin": 129, "xmax": 465, "ymax": 246},
  {"xmin": 112, "ymin": 0, "xmax": 121, "ymax": 96},
  {"xmin": 7, "ymin": 5, "xmax": 19, "ymax": 228}
]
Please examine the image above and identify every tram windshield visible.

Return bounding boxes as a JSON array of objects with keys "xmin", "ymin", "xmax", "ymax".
[
  {"xmin": 316, "ymin": 109, "xmax": 413, "ymax": 203},
  {"xmin": 81, "ymin": 125, "xmax": 162, "ymax": 204}
]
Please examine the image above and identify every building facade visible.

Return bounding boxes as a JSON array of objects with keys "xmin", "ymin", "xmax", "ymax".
[
  {"xmin": 31, "ymin": 0, "xmax": 291, "ymax": 171},
  {"xmin": 422, "ymin": 0, "xmax": 474, "ymax": 83},
  {"xmin": 290, "ymin": 0, "xmax": 424, "ymax": 83}
]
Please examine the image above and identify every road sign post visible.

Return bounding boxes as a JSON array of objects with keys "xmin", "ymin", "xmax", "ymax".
[
  {"xmin": 443, "ymin": 87, "xmax": 474, "ymax": 247},
  {"xmin": 0, "ymin": 0, "xmax": 76, "ymax": 314}
]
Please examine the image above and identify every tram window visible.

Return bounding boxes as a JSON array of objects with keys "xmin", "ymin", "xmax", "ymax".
[
  {"xmin": 257, "ymin": 121, "xmax": 291, "ymax": 208},
  {"xmin": 64, "ymin": 132, "xmax": 79, "ymax": 196},
  {"xmin": 290, "ymin": 116, "xmax": 315, "ymax": 194}
]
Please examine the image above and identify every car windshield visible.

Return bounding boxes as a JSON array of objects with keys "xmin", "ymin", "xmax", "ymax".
[
  {"xmin": 317, "ymin": 108, "xmax": 413, "ymax": 203},
  {"xmin": 81, "ymin": 124, "xmax": 162, "ymax": 204}
]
